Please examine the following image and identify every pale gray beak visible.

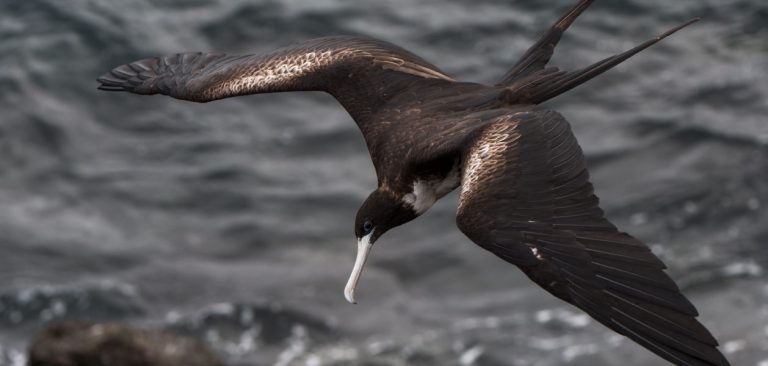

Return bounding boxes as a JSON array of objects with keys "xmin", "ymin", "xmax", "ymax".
[{"xmin": 344, "ymin": 231, "xmax": 374, "ymax": 304}]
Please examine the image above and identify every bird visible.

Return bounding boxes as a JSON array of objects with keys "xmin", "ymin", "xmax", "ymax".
[{"xmin": 97, "ymin": 1, "xmax": 730, "ymax": 365}]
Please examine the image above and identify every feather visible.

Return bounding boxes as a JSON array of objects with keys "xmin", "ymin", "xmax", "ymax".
[{"xmin": 457, "ymin": 111, "xmax": 729, "ymax": 365}]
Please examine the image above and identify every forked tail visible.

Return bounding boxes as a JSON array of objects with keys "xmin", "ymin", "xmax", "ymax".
[
  {"xmin": 498, "ymin": 0, "xmax": 594, "ymax": 86},
  {"xmin": 498, "ymin": 0, "xmax": 699, "ymax": 105}
]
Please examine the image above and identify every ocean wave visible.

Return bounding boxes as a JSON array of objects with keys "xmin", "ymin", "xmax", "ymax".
[{"xmin": 0, "ymin": 281, "xmax": 144, "ymax": 328}]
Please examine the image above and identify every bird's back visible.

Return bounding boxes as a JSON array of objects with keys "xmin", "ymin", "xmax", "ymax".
[{"xmin": 360, "ymin": 81, "xmax": 533, "ymax": 187}]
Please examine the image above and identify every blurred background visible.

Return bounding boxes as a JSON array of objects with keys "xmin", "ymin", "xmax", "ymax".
[{"xmin": 1, "ymin": 0, "xmax": 766, "ymax": 365}]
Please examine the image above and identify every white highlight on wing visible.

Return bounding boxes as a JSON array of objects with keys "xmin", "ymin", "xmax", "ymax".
[
  {"xmin": 530, "ymin": 247, "xmax": 545, "ymax": 261},
  {"xmin": 211, "ymin": 42, "xmax": 452, "ymax": 98},
  {"xmin": 459, "ymin": 122, "xmax": 520, "ymax": 210},
  {"xmin": 219, "ymin": 50, "xmax": 349, "ymax": 96}
]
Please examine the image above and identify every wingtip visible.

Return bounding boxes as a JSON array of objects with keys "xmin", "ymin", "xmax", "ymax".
[
  {"xmin": 656, "ymin": 17, "xmax": 702, "ymax": 40},
  {"xmin": 683, "ymin": 16, "xmax": 703, "ymax": 27},
  {"xmin": 554, "ymin": 0, "xmax": 595, "ymax": 31},
  {"xmin": 96, "ymin": 76, "xmax": 125, "ymax": 92},
  {"xmin": 97, "ymin": 85, "xmax": 127, "ymax": 91},
  {"xmin": 96, "ymin": 71, "xmax": 137, "ymax": 92}
]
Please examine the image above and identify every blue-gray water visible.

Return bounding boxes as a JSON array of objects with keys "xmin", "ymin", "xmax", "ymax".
[{"xmin": 1, "ymin": 0, "xmax": 766, "ymax": 365}]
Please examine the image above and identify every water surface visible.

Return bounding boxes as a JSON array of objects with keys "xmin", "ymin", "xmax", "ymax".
[{"xmin": 0, "ymin": 0, "xmax": 766, "ymax": 365}]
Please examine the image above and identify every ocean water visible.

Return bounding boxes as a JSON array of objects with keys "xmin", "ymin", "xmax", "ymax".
[{"xmin": 1, "ymin": 0, "xmax": 767, "ymax": 365}]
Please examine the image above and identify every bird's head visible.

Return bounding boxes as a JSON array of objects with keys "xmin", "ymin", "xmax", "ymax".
[{"xmin": 345, "ymin": 188, "xmax": 417, "ymax": 304}]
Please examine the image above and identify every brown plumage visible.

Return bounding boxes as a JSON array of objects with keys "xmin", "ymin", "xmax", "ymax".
[{"xmin": 97, "ymin": 1, "xmax": 728, "ymax": 365}]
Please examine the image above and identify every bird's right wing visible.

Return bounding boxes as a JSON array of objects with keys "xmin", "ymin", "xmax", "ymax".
[
  {"xmin": 456, "ymin": 111, "xmax": 729, "ymax": 366},
  {"xmin": 97, "ymin": 35, "xmax": 452, "ymax": 123}
]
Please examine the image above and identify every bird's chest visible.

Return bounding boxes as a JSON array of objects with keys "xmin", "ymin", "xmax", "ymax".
[{"xmin": 401, "ymin": 158, "xmax": 462, "ymax": 214}]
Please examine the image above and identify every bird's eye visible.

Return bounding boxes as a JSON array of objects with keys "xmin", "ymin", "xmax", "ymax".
[{"xmin": 362, "ymin": 220, "xmax": 374, "ymax": 234}]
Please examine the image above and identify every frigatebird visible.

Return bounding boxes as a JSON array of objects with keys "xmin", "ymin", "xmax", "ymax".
[{"xmin": 97, "ymin": 1, "xmax": 729, "ymax": 364}]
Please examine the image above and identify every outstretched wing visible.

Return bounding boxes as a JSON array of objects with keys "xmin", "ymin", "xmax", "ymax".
[
  {"xmin": 97, "ymin": 35, "xmax": 452, "ymax": 122},
  {"xmin": 456, "ymin": 111, "xmax": 729, "ymax": 366}
]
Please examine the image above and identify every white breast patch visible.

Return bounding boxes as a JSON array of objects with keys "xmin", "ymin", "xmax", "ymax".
[
  {"xmin": 403, "ymin": 180, "xmax": 437, "ymax": 215},
  {"xmin": 402, "ymin": 162, "xmax": 462, "ymax": 215}
]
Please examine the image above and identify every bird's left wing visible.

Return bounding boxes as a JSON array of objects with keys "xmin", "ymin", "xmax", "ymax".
[
  {"xmin": 456, "ymin": 111, "xmax": 729, "ymax": 366},
  {"xmin": 97, "ymin": 36, "xmax": 452, "ymax": 124}
]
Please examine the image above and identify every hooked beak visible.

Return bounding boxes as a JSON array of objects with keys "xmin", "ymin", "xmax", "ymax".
[{"xmin": 344, "ymin": 231, "xmax": 374, "ymax": 304}]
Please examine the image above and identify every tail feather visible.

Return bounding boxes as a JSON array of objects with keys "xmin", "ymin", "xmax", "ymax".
[
  {"xmin": 502, "ymin": 17, "xmax": 701, "ymax": 105},
  {"xmin": 498, "ymin": 0, "xmax": 594, "ymax": 86}
]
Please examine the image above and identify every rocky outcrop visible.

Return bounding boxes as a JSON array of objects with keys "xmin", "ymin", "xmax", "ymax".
[{"xmin": 28, "ymin": 322, "xmax": 224, "ymax": 366}]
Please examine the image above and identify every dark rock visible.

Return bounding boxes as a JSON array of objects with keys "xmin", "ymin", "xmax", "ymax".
[{"xmin": 28, "ymin": 322, "xmax": 224, "ymax": 366}]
